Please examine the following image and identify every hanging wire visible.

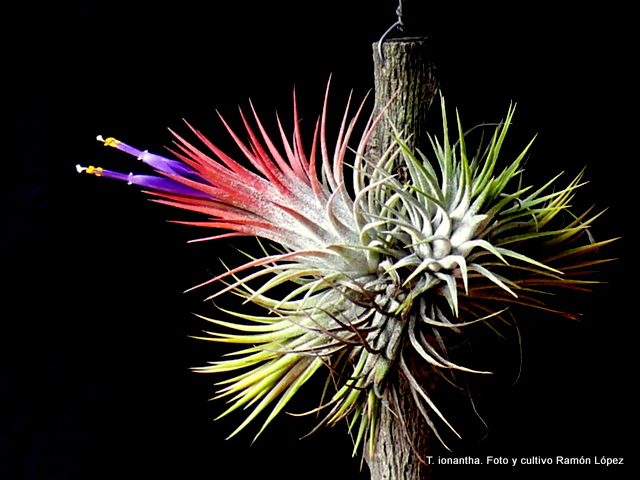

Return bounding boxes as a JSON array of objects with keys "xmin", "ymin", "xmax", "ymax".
[{"xmin": 378, "ymin": 0, "xmax": 405, "ymax": 61}]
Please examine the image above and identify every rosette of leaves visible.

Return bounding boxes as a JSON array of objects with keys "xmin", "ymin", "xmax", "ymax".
[{"xmin": 79, "ymin": 87, "xmax": 614, "ymax": 457}]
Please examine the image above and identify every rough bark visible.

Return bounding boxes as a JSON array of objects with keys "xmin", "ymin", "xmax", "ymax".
[
  {"xmin": 365, "ymin": 38, "xmax": 439, "ymax": 185},
  {"xmin": 364, "ymin": 38, "xmax": 439, "ymax": 480}
]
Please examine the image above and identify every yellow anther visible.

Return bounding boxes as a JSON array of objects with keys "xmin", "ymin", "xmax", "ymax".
[
  {"xmin": 97, "ymin": 135, "xmax": 121, "ymax": 148},
  {"xmin": 103, "ymin": 137, "xmax": 121, "ymax": 148},
  {"xmin": 86, "ymin": 165, "xmax": 104, "ymax": 177}
]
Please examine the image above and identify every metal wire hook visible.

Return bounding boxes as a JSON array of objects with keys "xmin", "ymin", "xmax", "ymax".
[{"xmin": 377, "ymin": 0, "xmax": 405, "ymax": 61}]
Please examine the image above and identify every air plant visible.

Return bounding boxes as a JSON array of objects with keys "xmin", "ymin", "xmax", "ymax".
[{"xmin": 77, "ymin": 84, "xmax": 614, "ymax": 459}]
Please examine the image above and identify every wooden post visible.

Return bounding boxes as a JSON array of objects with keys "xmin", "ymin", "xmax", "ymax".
[
  {"xmin": 365, "ymin": 38, "xmax": 439, "ymax": 181},
  {"xmin": 364, "ymin": 38, "xmax": 439, "ymax": 480}
]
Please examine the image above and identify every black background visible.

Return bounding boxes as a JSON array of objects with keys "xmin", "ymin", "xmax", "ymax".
[{"xmin": 2, "ymin": 1, "xmax": 634, "ymax": 479}]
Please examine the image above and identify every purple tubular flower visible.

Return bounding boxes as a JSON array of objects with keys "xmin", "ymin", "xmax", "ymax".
[
  {"xmin": 75, "ymin": 164, "xmax": 210, "ymax": 198},
  {"xmin": 76, "ymin": 136, "xmax": 213, "ymax": 198},
  {"xmin": 98, "ymin": 135, "xmax": 203, "ymax": 181}
]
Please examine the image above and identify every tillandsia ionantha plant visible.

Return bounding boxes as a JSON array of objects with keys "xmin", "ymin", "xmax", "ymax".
[{"xmin": 77, "ymin": 83, "xmax": 614, "ymax": 460}]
